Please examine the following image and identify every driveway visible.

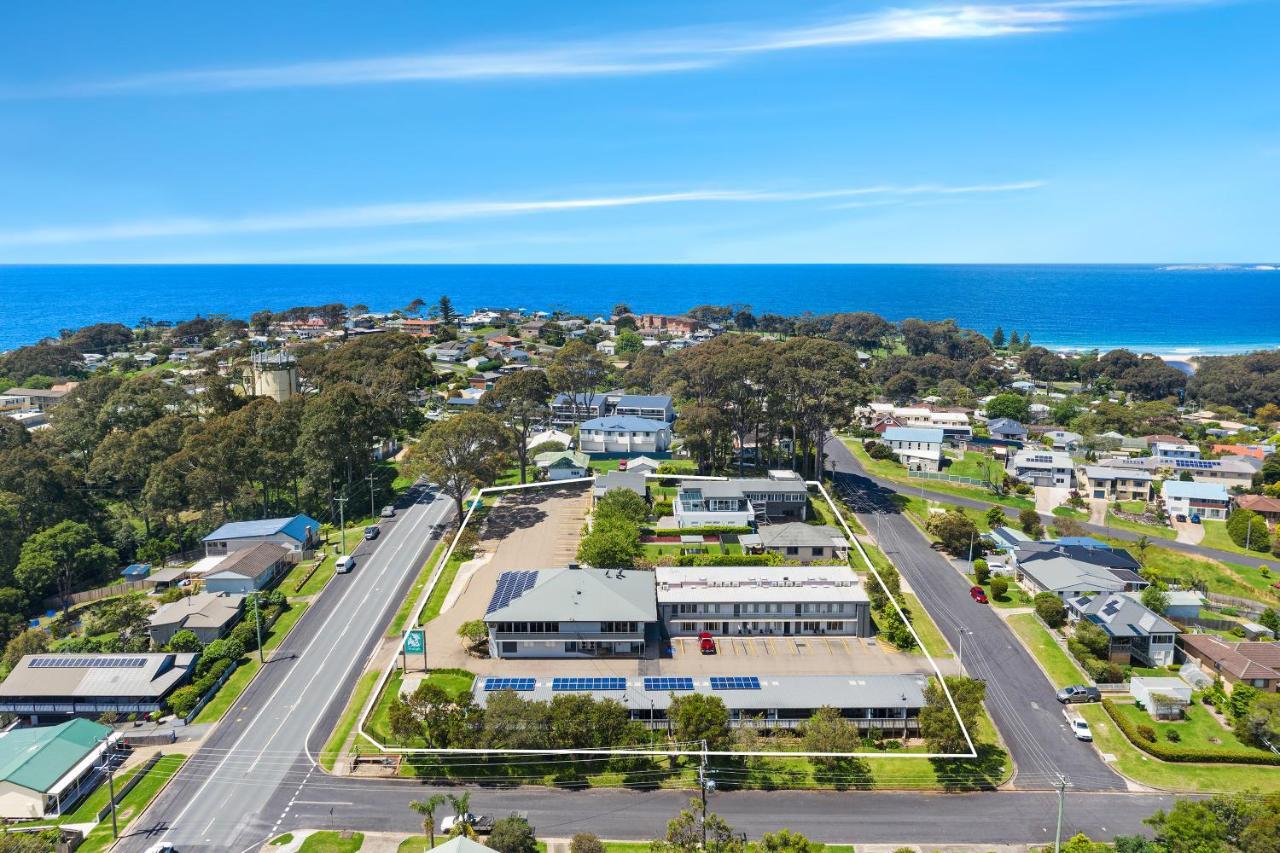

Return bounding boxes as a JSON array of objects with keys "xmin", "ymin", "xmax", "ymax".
[
  {"xmin": 1173, "ymin": 517, "xmax": 1205, "ymax": 545},
  {"xmin": 1088, "ymin": 499, "xmax": 1108, "ymax": 526},
  {"xmin": 1034, "ymin": 486, "xmax": 1071, "ymax": 514}
]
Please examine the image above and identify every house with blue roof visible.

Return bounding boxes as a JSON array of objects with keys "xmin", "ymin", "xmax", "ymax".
[
  {"xmin": 202, "ymin": 514, "xmax": 321, "ymax": 558},
  {"xmin": 578, "ymin": 416, "xmax": 673, "ymax": 454},
  {"xmin": 1161, "ymin": 479, "xmax": 1231, "ymax": 521}
]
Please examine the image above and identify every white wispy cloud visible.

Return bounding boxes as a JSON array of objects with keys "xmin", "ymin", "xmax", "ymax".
[
  {"xmin": 0, "ymin": 182, "xmax": 1044, "ymax": 248},
  {"xmin": 4, "ymin": 0, "xmax": 1209, "ymax": 98}
]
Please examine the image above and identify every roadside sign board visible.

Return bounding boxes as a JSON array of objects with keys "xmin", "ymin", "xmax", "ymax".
[{"xmin": 403, "ymin": 629, "xmax": 425, "ymax": 655}]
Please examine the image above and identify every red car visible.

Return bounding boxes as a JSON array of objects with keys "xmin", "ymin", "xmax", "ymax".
[
  {"xmin": 969, "ymin": 585, "xmax": 989, "ymax": 604},
  {"xmin": 698, "ymin": 631, "xmax": 716, "ymax": 654}
]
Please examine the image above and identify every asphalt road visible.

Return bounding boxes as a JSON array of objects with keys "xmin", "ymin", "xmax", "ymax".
[
  {"xmin": 117, "ymin": 484, "xmax": 456, "ymax": 852},
  {"xmin": 824, "ymin": 437, "xmax": 1127, "ymax": 792}
]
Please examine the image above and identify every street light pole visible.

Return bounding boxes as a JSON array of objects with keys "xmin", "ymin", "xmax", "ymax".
[
  {"xmin": 253, "ymin": 593, "xmax": 264, "ymax": 663},
  {"xmin": 1053, "ymin": 774, "xmax": 1068, "ymax": 853},
  {"xmin": 105, "ymin": 756, "xmax": 118, "ymax": 838},
  {"xmin": 368, "ymin": 471, "xmax": 376, "ymax": 520},
  {"xmin": 698, "ymin": 740, "xmax": 709, "ymax": 849}
]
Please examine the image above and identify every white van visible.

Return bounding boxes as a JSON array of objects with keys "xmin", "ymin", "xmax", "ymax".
[{"xmin": 335, "ymin": 554, "xmax": 355, "ymax": 574}]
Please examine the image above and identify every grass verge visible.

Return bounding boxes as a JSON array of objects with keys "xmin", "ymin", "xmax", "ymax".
[
  {"xmin": 388, "ymin": 542, "xmax": 446, "ymax": 638},
  {"xmin": 77, "ymin": 756, "xmax": 186, "ymax": 853},
  {"xmin": 194, "ymin": 602, "xmax": 310, "ymax": 724},
  {"xmin": 1006, "ymin": 613, "xmax": 1089, "ymax": 689},
  {"xmin": 320, "ymin": 670, "xmax": 383, "ymax": 771},
  {"xmin": 902, "ymin": 592, "xmax": 952, "ymax": 659},
  {"xmin": 299, "ymin": 830, "xmax": 365, "ymax": 852}
]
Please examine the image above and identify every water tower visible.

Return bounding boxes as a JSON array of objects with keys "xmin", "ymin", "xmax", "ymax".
[{"xmin": 244, "ymin": 351, "xmax": 298, "ymax": 402}]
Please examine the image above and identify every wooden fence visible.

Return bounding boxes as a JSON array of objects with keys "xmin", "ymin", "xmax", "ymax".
[{"xmin": 43, "ymin": 580, "xmax": 149, "ymax": 610}]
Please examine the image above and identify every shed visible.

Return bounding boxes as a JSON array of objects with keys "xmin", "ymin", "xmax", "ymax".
[
  {"xmin": 1129, "ymin": 676, "xmax": 1192, "ymax": 719},
  {"xmin": 120, "ymin": 563, "xmax": 151, "ymax": 580}
]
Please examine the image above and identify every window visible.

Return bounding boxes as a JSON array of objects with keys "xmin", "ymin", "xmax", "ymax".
[
  {"xmin": 786, "ymin": 547, "xmax": 799, "ymax": 555},
  {"xmin": 501, "ymin": 642, "xmax": 516, "ymax": 654},
  {"xmin": 811, "ymin": 547, "xmax": 824, "ymax": 556}
]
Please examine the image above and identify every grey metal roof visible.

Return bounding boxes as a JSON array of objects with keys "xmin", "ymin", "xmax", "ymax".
[
  {"xmin": 1084, "ymin": 466, "xmax": 1154, "ymax": 481},
  {"xmin": 1070, "ymin": 593, "xmax": 1179, "ymax": 638},
  {"xmin": 614, "ymin": 395, "xmax": 672, "ymax": 409},
  {"xmin": 593, "ymin": 470, "xmax": 647, "ymax": 496},
  {"xmin": 148, "ymin": 592, "xmax": 245, "ymax": 630},
  {"xmin": 206, "ymin": 542, "xmax": 289, "ymax": 580},
  {"xmin": 483, "ymin": 567, "xmax": 657, "ymax": 624},
  {"xmin": 0, "ymin": 654, "xmax": 198, "ymax": 700},
  {"xmin": 755, "ymin": 523, "xmax": 848, "ymax": 549},
  {"xmin": 469, "ymin": 673, "xmax": 927, "ymax": 713},
  {"xmin": 882, "ymin": 427, "xmax": 945, "ymax": 444}
]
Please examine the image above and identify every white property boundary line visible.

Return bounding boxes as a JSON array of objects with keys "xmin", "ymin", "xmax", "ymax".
[{"xmin": 354, "ymin": 473, "xmax": 977, "ymax": 759}]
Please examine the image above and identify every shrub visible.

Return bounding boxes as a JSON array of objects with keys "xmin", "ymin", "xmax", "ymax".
[
  {"xmin": 990, "ymin": 577, "xmax": 1009, "ymax": 599},
  {"xmin": 167, "ymin": 685, "xmax": 201, "ymax": 718},
  {"xmin": 867, "ymin": 442, "xmax": 897, "ymax": 461},
  {"xmin": 1166, "ymin": 729, "xmax": 1181, "ymax": 742},
  {"xmin": 570, "ymin": 834, "xmax": 605, "ymax": 853},
  {"xmin": 973, "ymin": 559, "xmax": 991, "ymax": 585},
  {"xmin": 1034, "ymin": 593, "xmax": 1067, "ymax": 628},
  {"xmin": 675, "ymin": 553, "xmax": 781, "ymax": 567},
  {"xmin": 1137, "ymin": 724, "xmax": 1157, "ymax": 742}
]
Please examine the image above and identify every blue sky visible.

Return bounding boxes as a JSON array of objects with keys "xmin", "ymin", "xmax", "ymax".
[{"xmin": 1, "ymin": 1, "xmax": 1277, "ymax": 263}]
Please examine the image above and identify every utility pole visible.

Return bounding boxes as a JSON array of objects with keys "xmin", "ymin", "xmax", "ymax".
[
  {"xmin": 105, "ymin": 756, "xmax": 118, "ymax": 838},
  {"xmin": 368, "ymin": 471, "xmax": 376, "ymax": 520},
  {"xmin": 253, "ymin": 593, "xmax": 264, "ymax": 663},
  {"xmin": 336, "ymin": 496, "xmax": 348, "ymax": 555},
  {"xmin": 698, "ymin": 740, "xmax": 709, "ymax": 849},
  {"xmin": 1053, "ymin": 773, "xmax": 1068, "ymax": 853}
]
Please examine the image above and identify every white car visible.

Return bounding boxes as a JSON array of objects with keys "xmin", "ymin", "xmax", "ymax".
[{"xmin": 1071, "ymin": 718, "xmax": 1093, "ymax": 741}]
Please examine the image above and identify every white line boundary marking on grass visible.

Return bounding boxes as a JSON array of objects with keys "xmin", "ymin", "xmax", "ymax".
[{"xmin": 354, "ymin": 472, "xmax": 977, "ymax": 759}]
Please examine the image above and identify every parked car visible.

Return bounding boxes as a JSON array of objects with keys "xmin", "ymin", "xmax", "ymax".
[
  {"xmin": 1071, "ymin": 718, "xmax": 1093, "ymax": 741},
  {"xmin": 364, "ymin": 525, "xmax": 379, "ymax": 540},
  {"xmin": 441, "ymin": 813, "xmax": 494, "ymax": 833},
  {"xmin": 380, "ymin": 505, "xmax": 397, "ymax": 518},
  {"xmin": 1190, "ymin": 514, "xmax": 1201, "ymax": 524},
  {"xmin": 698, "ymin": 631, "xmax": 716, "ymax": 655},
  {"xmin": 969, "ymin": 585, "xmax": 988, "ymax": 604},
  {"xmin": 335, "ymin": 554, "xmax": 356, "ymax": 574},
  {"xmin": 1174, "ymin": 513, "xmax": 1187, "ymax": 523},
  {"xmin": 1056, "ymin": 685, "xmax": 1101, "ymax": 704}
]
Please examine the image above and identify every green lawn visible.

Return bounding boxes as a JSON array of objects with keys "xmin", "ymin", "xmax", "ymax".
[
  {"xmin": 943, "ymin": 450, "xmax": 1003, "ymax": 483},
  {"xmin": 77, "ymin": 756, "xmax": 186, "ymax": 853},
  {"xmin": 388, "ymin": 542, "xmax": 446, "ymax": 637},
  {"xmin": 1202, "ymin": 520, "xmax": 1276, "ymax": 560},
  {"xmin": 58, "ymin": 763, "xmax": 146, "ymax": 824},
  {"xmin": 1078, "ymin": 704, "xmax": 1280, "ymax": 793},
  {"xmin": 368, "ymin": 669, "xmax": 476, "ymax": 748},
  {"xmin": 1103, "ymin": 511, "xmax": 1176, "ymax": 540},
  {"xmin": 299, "ymin": 830, "xmax": 365, "ymax": 852},
  {"xmin": 973, "ymin": 577, "xmax": 1033, "ymax": 609},
  {"xmin": 1122, "ymin": 541, "xmax": 1280, "ymax": 604},
  {"xmin": 844, "ymin": 439, "xmax": 1034, "ymax": 511},
  {"xmin": 320, "ymin": 670, "xmax": 383, "ymax": 771},
  {"xmin": 194, "ymin": 602, "xmax": 310, "ymax": 723},
  {"xmin": 1052, "ymin": 506, "xmax": 1088, "ymax": 519},
  {"xmin": 418, "ymin": 548, "xmax": 469, "ymax": 626},
  {"xmin": 589, "ymin": 458, "xmax": 623, "ymax": 473},
  {"xmin": 1110, "ymin": 700, "xmax": 1272, "ymax": 759},
  {"xmin": 285, "ymin": 553, "xmax": 338, "ymax": 598},
  {"xmin": 1006, "ymin": 613, "xmax": 1089, "ymax": 689},
  {"xmin": 901, "ymin": 592, "xmax": 952, "ymax": 659}
]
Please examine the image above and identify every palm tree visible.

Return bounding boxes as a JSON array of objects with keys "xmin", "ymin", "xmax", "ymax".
[
  {"xmin": 446, "ymin": 792, "xmax": 475, "ymax": 838},
  {"xmin": 410, "ymin": 794, "xmax": 446, "ymax": 850}
]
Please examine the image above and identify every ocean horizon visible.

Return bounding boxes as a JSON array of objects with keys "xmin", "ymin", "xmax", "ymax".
[{"xmin": 3, "ymin": 263, "xmax": 1278, "ymax": 355}]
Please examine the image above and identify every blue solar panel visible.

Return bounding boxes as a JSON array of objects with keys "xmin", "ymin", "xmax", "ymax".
[
  {"xmin": 28, "ymin": 656, "xmax": 147, "ymax": 669},
  {"xmin": 710, "ymin": 676, "xmax": 761, "ymax": 690},
  {"xmin": 485, "ymin": 570, "xmax": 539, "ymax": 614},
  {"xmin": 483, "ymin": 677, "xmax": 535, "ymax": 692},
  {"xmin": 1175, "ymin": 459, "xmax": 1215, "ymax": 469},
  {"xmin": 551, "ymin": 677, "xmax": 627, "ymax": 691},
  {"xmin": 643, "ymin": 677, "xmax": 694, "ymax": 692}
]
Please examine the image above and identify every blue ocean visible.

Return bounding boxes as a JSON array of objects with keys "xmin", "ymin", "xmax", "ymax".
[{"xmin": 2, "ymin": 264, "xmax": 1277, "ymax": 354}]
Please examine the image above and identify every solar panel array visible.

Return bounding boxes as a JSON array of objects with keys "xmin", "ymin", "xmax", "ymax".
[
  {"xmin": 29, "ymin": 657, "xmax": 147, "ymax": 669},
  {"xmin": 1174, "ymin": 459, "xmax": 1217, "ymax": 469},
  {"xmin": 486, "ymin": 570, "xmax": 538, "ymax": 614},
  {"xmin": 710, "ymin": 676, "xmax": 761, "ymax": 690},
  {"xmin": 643, "ymin": 676, "xmax": 694, "ymax": 692},
  {"xmin": 551, "ymin": 677, "xmax": 627, "ymax": 691},
  {"xmin": 483, "ymin": 677, "xmax": 535, "ymax": 692}
]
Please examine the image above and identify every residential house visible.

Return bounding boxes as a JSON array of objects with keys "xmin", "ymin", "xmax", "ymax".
[
  {"xmin": 202, "ymin": 542, "xmax": 291, "ymax": 594},
  {"xmin": 202, "ymin": 514, "xmax": 319, "ymax": 557},
  {"xmin": 1237, "ymin": 494, "xmax": 1280, "ymax": 526},
  {"xmin": 526, "ymin": 428, "xmax": 573, "ymax": 451},
  {"xmin": 1008, "ymin": 449, "xmax": 1075, "ymax": 487},
  {"xmin": 427, "ymin": 340, "xmax": 470, "ymax": 362},
  {"xmin": 0, "ymin": 653, "xmax": 199, "ymax": 721},
  {"xmin": 881, "ymin": 427, "xmax": 944, "ymax": 473},
  {"xmin": 622, "ymin": 456, "xmax": 662, "ymax": 475},
  {"xmin": 398, "ymin": 318, "xmax": 441, "ymax": 338},
  {"xmin": 740, "ymin": 523, "xmax": 849, "ymax": 563},
  {"xmin": 550, "ymin": 391, "xmax": 675, "ymax": 427},
  {"xmin": 1044, "ymin": 430, "xmax": 1083, "ymax": 453},
  {"xmin": 1161, "ymin": 480, "xmax": 1231, "ymax": 521},
  {"xmin": 577, "ymin": 416, "xmax": 673, "ymax": 454},
  {"xmin": 1168, "ymin": 456, "xmax": 1261, "ymax": 490},
  {"xmin": 1068, "ymin": 592, "xmax": 1180, "ymax": 666},
  {"xmin": 612, "ymin": 394, "xmax": 676, "ymax": 422},
  {"xmin": 534, "ymin": 449, "xmax": 590, "ymax": 481},
  {"xmin": 596, "ymin": 340, "xmax": 616, "ymax": 356},
  {"xmin": 484, "ymin": 567, "xmax": 658, "ymax": 659},
  {"xmin": 673, "ymin": 472, "xmax": 810, "ymax": 528},
  {"xmin": 592, "ymin": 469, "xmax": 648, "ymax": 500},
  {"xmin": 1081, "ymin": 466, "xmax": 1154, "ymax": 502},
  {"xmin": 1180, "ymin": 635, "xmax": 1280, "ymax": 692},
  {"xmin": 987, "ymin": 418, "xmax": 1028, "ymax": 442},
  {"xmin": 655, "ymin": 565, "xmax": 870, "ymax": 637},
  {"xmin": 1153, "ymin": 441, "xmax": 1201, "ymax": 461},
  {"xmin": 1027, "ymin": 402, "xmax": 1051, "ymax": 422},
  {"xmin": 1012, "ymin": 541, "xmax": 1147, "ymax": 600},
  {"xmin": 635, "ymin": 314, "xmax": 701, "ymax": 337},
  {"xmin": 469, "ymin": 673, "xmax": 925, "ymax": 734},
  {"xmin": 147, "ymin": 592, "xmax": 245, "ymax": 645},
  {"xmin": 0, "ymin": 387, "xmax": 69, "ymax": 413},
  {"xmin": 0, "ymin": 719, "xmax": 119, "ymax": 818},
  {"xmin": 862, "ymin": 403, "xmax": 971, "ymax": 439}
]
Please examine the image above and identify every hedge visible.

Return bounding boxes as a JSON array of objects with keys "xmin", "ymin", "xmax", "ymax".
[
  {"xmin": 1100, "ymin": 699, "xmax": 1280, "ymax": 766},
  {"xmin": 675, "ymin": 553, "xmax": 781, "ymax": 567}
]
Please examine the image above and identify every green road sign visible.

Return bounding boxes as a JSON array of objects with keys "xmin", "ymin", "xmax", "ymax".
[{"xmin": 403, "ymin": 629, "xmax": 425, "ymax": 654}]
